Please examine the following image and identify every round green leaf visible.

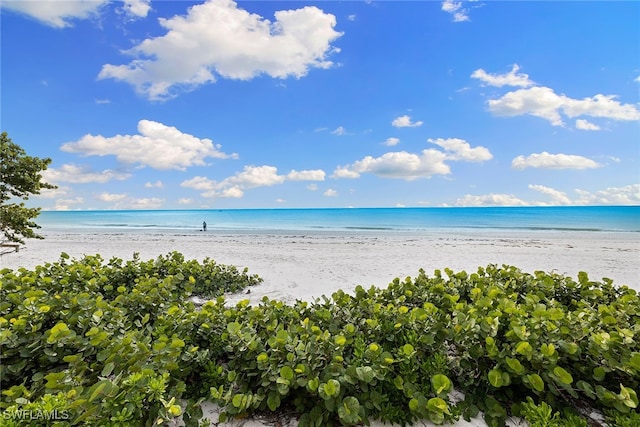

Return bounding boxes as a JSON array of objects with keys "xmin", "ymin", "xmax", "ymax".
[
  {"xmin": 488, "ymin": 368, "xmax": 503, "ymax": 388},
  {"xmin": 553, "ymin": 366, "xmax": 573, "ymax": 385}
]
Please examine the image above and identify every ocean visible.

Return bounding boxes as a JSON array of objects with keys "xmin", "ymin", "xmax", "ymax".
[{"xmin": 37, "ymin": 206, "xmax": 640, "ymax": 234}]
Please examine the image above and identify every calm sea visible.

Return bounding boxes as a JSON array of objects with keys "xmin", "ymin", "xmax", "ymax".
[{"xmin": 37, "ymin": 206, "xmax": 640, "ymax": 234}]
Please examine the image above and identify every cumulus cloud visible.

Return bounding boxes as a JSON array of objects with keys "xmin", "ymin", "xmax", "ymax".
[
  {"xmin": 574, "ymin": 184, "xmax": 640, "ymax": 205},
  {"xmin": 42, "ymin": 164, "xmax": 131, "ymax": 184},
  {"xmin": 487, "ymin": 86, "xmax": 566, "ymax": 125},
  {"xmin": 98, "ymin": 0, "xmax": 343, "ymax": 100},
  {"xmin": 482, "ymin": 79, "xmax": 639, "ymax": 126},
  {"xmin": 428, "ymin": 138, "xmax": 493, "ymax": 162},
  {"xmin": 454, "ymin": 193, "xmax": 528, "ymax": 207},
  {"xmin": 122, "ymin": 0, "xmax": 151, "ymax": 18},
  {"xmin": 471, "ymin": 64, "xmax": 534, "ymax": 88},
  {"xmin": 334, "ymin": 138, "xmax": 492, "ymax": 180},
  {"xmin": 324, "ymin": 188, "xmax": 338, "ymax": 197},
  {"xmin": 61, "ymin": 120, "xmax": 237, "ymax": 171},
  {"xmin": 333, "ymin": 150, "xmax": 450, "ymax": 181},
  {"xmin": 455, "ymin": 183, "xmax": 640, "ymax": 207},
  {"xmin": 178, "ymin": 198, "xmax": 194, "ymax": 205},
  {"xmin": 181, "ymin": 165, "xmax": 325, "ymax": 199},
  {"xmin": 2, "ymin": 0, "xmax": 149, "ymax": 27},
  {"xmin": 96, "ymin": 192, "xmax": 164, "ymax": 209},
  {"xmin": 37, "ymin": 185, "xmax": 72, "ymax": 199},
  {"xmin": 287, "ymin": 169, "xmax": 326, "ymax": 181},
  {"xmin": 96, "ymin": 193, "xmax": 129, "ymax": 203},
  {"xmin": 528, "ymin": 184, "xmax": 572, "ymax": 205},
  {"xmin": 384, "ymin": 137, "xmax": 400, "ymax": 147},
  {"xmin": 392, "ymin": 115, "xmax": 423, "ymax": 128},
  {"xmin": 144, "ymin": 180, "xmax": 164, "ymax": 188},
  {"xmin": 575, "ymin": 119, "xmax": 600, "ymax": 131},
  {"xmin": 441, "ymin": 0, "xmax": 470, "ymax": 22},
  {"xmin": 1, "ymin": 0, "xmax": 108, "ymax": 28},
  {"xmin": 52, "ymin": 197, "xmax": 85, "ymax": 211},
  {"xmin": 512, "ymin": 152, "xmax": 601, "ymax": 170}
]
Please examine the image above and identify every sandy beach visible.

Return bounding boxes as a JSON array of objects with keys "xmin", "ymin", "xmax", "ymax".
[
  {"xmin": 2, "ymin": 229, "xmax": 638, "ymax": 298},
  {"xmin": 1, "ymin": 229, "xmax": 638, "ymax": 426}
]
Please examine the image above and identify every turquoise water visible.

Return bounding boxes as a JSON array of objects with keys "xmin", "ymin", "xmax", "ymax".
[{"xmin": 37, "ymin": 206, "xmax": 640, "ymax": 233}]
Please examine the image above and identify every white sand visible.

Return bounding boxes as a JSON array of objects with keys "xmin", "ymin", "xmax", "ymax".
[
  {"xmin": 1, "ymin": 229, "xmax": 638, "ymax": 426},
  {"xmin": 2, "ymin": 230, "xmax": 638, "ymax": 297}
]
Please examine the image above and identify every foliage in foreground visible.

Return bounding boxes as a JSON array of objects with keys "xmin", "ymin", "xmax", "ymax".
[
  {"xmin": 0, "ymin": 252, "xmax": 638, "ymax": 427},
  {"xmin": 0, "ymin": 131, "xmax": 56, "ymax": 248}
]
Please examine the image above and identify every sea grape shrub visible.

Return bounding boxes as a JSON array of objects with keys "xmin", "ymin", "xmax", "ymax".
[
  {"xmin": 209, "ymin": 264, "xmax": 638, "ymax": 426},
  {"xmin": 209, "ymin": 294, "xmax": 455, "ymax": 426},
  {"xmin": 1, "ymin": 256, "xmax": 638, "ymax": 426},
  {"xmin": 0, "ymin": 252, "xmax": 261, "ymax": 426}
]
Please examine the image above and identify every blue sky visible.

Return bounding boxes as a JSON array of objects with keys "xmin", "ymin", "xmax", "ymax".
[{"xmin": 2, "ymin": 0, "xmax": 639, "ymax": 210}]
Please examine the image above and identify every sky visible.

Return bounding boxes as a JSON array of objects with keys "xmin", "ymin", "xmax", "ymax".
[{"xmin": 1, "ymin": 0, "xmax": 639, "ymax": 210}]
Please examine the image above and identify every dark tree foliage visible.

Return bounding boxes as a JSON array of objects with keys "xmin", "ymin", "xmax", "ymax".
[{"xmin": 0, "ymin": 131, "xmax": 56, "ymax": 247}]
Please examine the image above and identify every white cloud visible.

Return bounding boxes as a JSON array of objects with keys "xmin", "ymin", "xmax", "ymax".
[
  {"xmin": 144, "ymin": 180, "xmax": 164, "ymax": 188},
  {"xmin": 61, "ymin": 120, "xmax": 237, "ymax": 171},
  {"xmin": 441, "ymin": 0, "xmax": 470, "ymax": 22},
  {"xmin": 225, "ymin": 165, "xmax": 286, "ymax": 189},
  {"xmin": 95, "ymin": 99, "xmax": 111, "ymax": 105},
  {"xmin": 287, "ymin": 169, "xmax": 326, "ymax": 181},
  {"xmin": 384, "ymin": 137, "xmax": 400, "ymax": 147},
  {"xmin": 512, "ymin": 152, "xmax": 601, "ymax": 170},
  {"xmin": 487, "ymin": 86, "xmax": 566, "ymax": 125},
  {"xmin": 334, "ymin": 138, "xmax": 491, "ymax": 181},
  {"xmin": 324, "ymin": 188, "xmax": 338, "ymax": 197},
  {"xmin": 455, "ymin": 183, "xmax": 640, "ymax": 207},
  {"xmin": 181, "ymin": 165, "xmax": 324, "ymax": 199},
  {"xmin": 528, "ymin": 184, "xmax": 572, "ymax": 205},
  {"xmin": 347, "ymin": 14, "xmax": 356, "ymax": 21},
  {"xmin": 218, "ymin": 186, "xmax": 244, "ymax": 198},
  {"xmin": 635, "ymin": 75, "xmax": 640, "ymax": 83},
  {"xmin": 98, "ymin": 0, "xmax": 342, "ymax": 100},
  {"xmin": 562, "ymin": 94, "xmax": 640, "ymax": 121},
  {"xmin": 122, "ymin": 0, "xmax": 151, "ymax": 18},
  {"xmin": 331, "ymin": 126, "xmax": 347, "ymax": 136},
  {"xmin": 96, "ymin": 193, "xmax": 129, "ymax": 203},
  {"xmin": 52, "ymin": 197, "xmax": 85, "ymax": 211},
  {"xmin": 275, "ymin": 198, "xmax": 286, "ymax": 203},
  {"xmin": 454, "ymin": 193, "xmax": 528, "ymax": 207},
  {"xmin": 1, "ymin": 0, "xmax": 149, "ymax": 27},
  {"xmin": 127, "ymin": 197, "xmax": 165, "ymax": 209},
  {"xmin": 575, "ymin": 119, "xmax": 600, "ymax": 131},
  {"xmin": 307, "ymin": 183, "xmax": 319, "ymax": 191},
  {"xmin": 96, "ymin": 192, "xmax": 164, "ymax": 209},
  {"xmin": 180, "ymin": 176, "xmax": 217, "ymax": 191},
  {"xmin": 42, "ymin": 164, "xmax": 131, "ymax": 184},
  {"xmin": 486, "ymin": 85, "xmax": 640, "ymax": 126},
  {"xmin": 392, "ymin": 115, "xmax": 423, "ymax": 128},
  {"xmin": 37, "ymin": 185, "xmax": 72, "ymax": 199},
  {"xmin": 574, "ymin": 184, "xmax": 640, "ymax": 205},
  {"xmin": 333, "ymin": 150, "xmax": 450, "ymax": 181},
  {"xmin": 428, "ymin": 138, "xmax": 493, "ymax": 162},
  {"xmin": 1, "ymin": 0, "xmax": 108, "ymax": 28},
  {"xmin": 471, "ymin": 64, "xmax": 534, "ymax": 88},
  {"xmin": 178, "ymin": 198, "xmax": 194, "ymax": 205}
]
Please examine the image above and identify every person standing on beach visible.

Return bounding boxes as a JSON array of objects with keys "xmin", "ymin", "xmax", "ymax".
[{"xmin": 203, "ymin": 221, "xmax": 207, "ymax": 231}]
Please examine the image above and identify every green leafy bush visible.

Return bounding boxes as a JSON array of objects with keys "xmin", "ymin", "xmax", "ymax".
[
  {"xmin": 1, "ymin": 252, "xmax": 260, "ymax": 426},
  {"xmin": 1, "ymin": 255, "xmax": 638, "ymax": 426}
]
